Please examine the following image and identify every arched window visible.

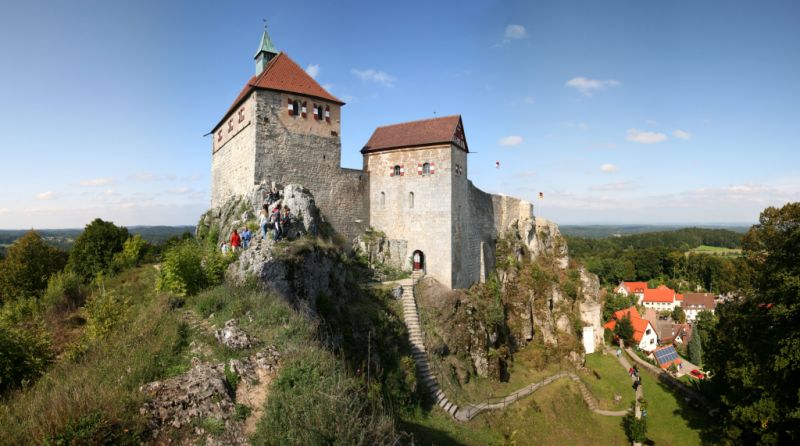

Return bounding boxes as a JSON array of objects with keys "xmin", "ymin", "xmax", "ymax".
[
  {"xmin": 393, "ymin": 165, "xmax": 401, "ymax": 176},
  {"xmin": 292, "ymin": 100, "xmax": 300, "ymax": 116},
  {"xmin": 422, "ymin": 162, "xmax": 431, "ymax": 175},
  {"xmin": 409, "ymin": 192, "xmax": 414, "ymax": 209},
  {"xmin": 380, "ymin": 191, "xmax": 385, "ymax": 209}
]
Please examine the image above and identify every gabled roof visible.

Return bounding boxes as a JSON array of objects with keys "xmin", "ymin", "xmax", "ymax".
[
  {"xmin": 644, "ymin": 286, "xmax": 677, "ymax": 303},
  {"xmin": 618, "ymin": 281, "xmax": 648, "ymax": 294},
  {"xmin": 212, "ymin": 52, "xmax": 343, "ymax": 132},
  {"xmin": 605, "ymin": 306, "xmax": 652, "ymax": 343},
  {"xmin": 361, "ymin": 115, "xmax": 468, "ymax": 154},
  {"xmin": 683, "ymin": 293, "xmax": 717, "ymax": 309}
]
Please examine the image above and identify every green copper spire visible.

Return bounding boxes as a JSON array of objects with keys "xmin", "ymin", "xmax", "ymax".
[{"xmin": 254, "ymin": 22, "xmax": 279, "ymax": 74}]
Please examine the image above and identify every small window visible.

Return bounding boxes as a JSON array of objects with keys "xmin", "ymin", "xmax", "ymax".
[
  {"xmin": 292, "ymin": 100, "xmax": 300, "ymax": 116},
  {"xmin": 650, "ymin": 338, "xmax": 655, "ymax": 344},
  {"xmin": 409, "ymin": 192, "xmax": 414, "ymax": 209},
  {"xmin": 228, "ymin": 119, "xmax": 233, "ymax": 131},
  {"xmin": 422, "ymin": 162, "xmax": 431, "ymax": 175},
  {"xmin": 380, "ymin": 192, "xmax": 385, "ymax": 209},
  {"xmin": 646, "ymin": 329, "xmax": 651, "ymax": 335},
  {"xmin": 217, "ymin": 131, "xmax": 222, "ymax": 141},
  {"xmin": 238, "ymin": 108, "xmax": 245, "ymax": 123},
  {"xmin": 393, "ymin": 165, "xmax": 401, "ymax": 176}
]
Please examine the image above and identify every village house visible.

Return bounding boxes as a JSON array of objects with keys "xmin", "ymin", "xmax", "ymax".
[
  {"xmin": 614, "ymin": 281, "xmax": 648, "ymax": 303},
  {"xmin": 682, "ymin": 293, "xmax": 717, "ymax": 322},
  {"xmin": 642, "ymin": 285, "xmax": 684, "ymax": 311},
  {"xmin": 603, "ymin": 306, "xmax": 658, "ymax": 352}
]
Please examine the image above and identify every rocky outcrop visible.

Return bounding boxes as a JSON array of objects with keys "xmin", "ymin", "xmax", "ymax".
[
  {"xmin": 215, "ymin": 319, "xmax": 255, "ymax": 350},
  {"xmin": 353, "ymin": 230, "xmax": 408, "ymax": 271}
]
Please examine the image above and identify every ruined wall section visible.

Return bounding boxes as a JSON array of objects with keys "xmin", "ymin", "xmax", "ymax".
[
  {"xmin": 365, "ymin": 145, "xmax": 454, "ymax": 287},
  {"xmin": 252, "ymin": 90, "xmax": 367, "ymax": 242},
  {"xmin": 491, "ymin": 194, "xmax": 534, "ymax": 235},
  {"xmin": 211, "ymin": 95, "xmax": 256, "ymax": 208}
]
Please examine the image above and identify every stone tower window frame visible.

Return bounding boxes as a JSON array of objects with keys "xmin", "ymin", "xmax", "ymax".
[
  {"xmin": 391, "ymin": 165, "xmax": 403, "ymax": 177},
  {"xmin": 409, "ymin": 191, "xmax": 414, "ymax": 209},
  {"xmin": 380, "ymin": 191, "xmax": 386, "ymax": 209},
  {"xmin": 325, "ymin": 105, "xmax": 331, "ymax": 123},
  {"xmin": 422, "ymin": 162, "xmax": 431, "ymax": 175},
  {"xmin": 288, "ymin": 99, "xmax": 300, "ymax": 117},
  {"xmin": 301, "ymin": 101, "xmax": 308, "ymax": 118},
  {"xmin": 238, "ymin": 107, "xmax": 245, "ymax": 123}
]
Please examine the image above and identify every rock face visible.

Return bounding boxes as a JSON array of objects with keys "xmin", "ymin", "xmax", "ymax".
[
  {"xmin": 197, "ymin": 183, "xmax": 322, "ymax": 248},
  {"xmin": 353, "ymin": 231, "xmax": 408, "ymax": 271}
]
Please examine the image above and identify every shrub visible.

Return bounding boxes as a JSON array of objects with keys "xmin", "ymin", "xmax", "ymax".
[
  {"xmin": 112, "ymin": 235, "xmax": 149, "ymax": 272},
  {"xmin": 622, "ymin": 402, "xmax": 648, "ymax": 443},
  {"xmin": 157, "ymin": 241, "xmax": 206, "ymax": 296},
  {"xmin": 0, "ymin": 231, "xmax": 67, "ymax": 303},
  {"xmin": 68, "ymin": 290, "xmax": 131, "ymax": 360},
  {"xmin": 42, "ymin": 270, "xmax": 86, "ymax": 313},
  {"xmin": 0, "ymin": 315, "xmax": 53, "ymax": 394},
  {"xmin": 68, "ymin": 219, "xmax": 129, "ymax": 281}
]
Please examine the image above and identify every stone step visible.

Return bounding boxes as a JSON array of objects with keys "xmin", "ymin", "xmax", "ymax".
[
  {"xmin": 443, "ymin": 401, "xmax": 452, "ymax": 412},
  {"xmin": 438, "ymin": 398, "xmax": 449, "ymax": 409},
  {"xmin": 448, "ymin": 404, "xmax": 459, "ymax": 416}
]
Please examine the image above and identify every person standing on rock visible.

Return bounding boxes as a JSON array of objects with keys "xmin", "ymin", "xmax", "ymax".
[
  {"xmin": 281, "ymin": 206, "xmax": 292, "ymax": 238},
  {"xmin": 230, "ymin": 229, "xmax": 241, "ymax": 252},
  {"xmin": 271, "ymin": 205, "xmax": 282, "ymax": 241},
  {"xmin": 241, "ymin": 227, "xmax": 252, "ymax": 249},
  {"xmin": 259, "ymin": 208, "xmax": 269, "ymax": 240}
]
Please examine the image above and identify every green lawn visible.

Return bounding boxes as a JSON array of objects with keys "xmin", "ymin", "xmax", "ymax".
[
  {"xmin": 582, "ymin": 353, "xmax": 635, "ymax": 411},
  {"xmin": 689, "ymin": 245, "xmax": 742, "ymax": 257},
  {"xmin": 402, "ymin": 377, "xmax": 629, "ymax": 446},
  {"xmin": 638, "ymin": 369, "xmax": 710, "ymax": 445}
]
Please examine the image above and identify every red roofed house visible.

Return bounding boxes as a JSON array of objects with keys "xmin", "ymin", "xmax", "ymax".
[
  {"xmin": 603, "ymin": 306, "xmax": 659, "ymax": 352},
  {"xmin": 209, "ymin": 27, "xmax": 536, "ymax": 290},
  {"xmin": 642, "ymin": 285, "xmax": 682, "ymax": 311},
  {"xmin": 615, "ymin": 281, "xmax": 648, "ymax": 304}
]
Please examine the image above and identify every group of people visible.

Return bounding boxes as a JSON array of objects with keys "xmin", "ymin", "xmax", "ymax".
[
  {"xmin": 217, "ymin": 186, "xmax": 293, "ymax": 255},
  {"xmin": 629, "ymin": 365, "xmax": 642, "ymax": 389},
  {"xmin": 259, "ymin": 203, "xmax": 292, "ymax": 241},
  {"xmin": 220, "ymin": 226, "xmax": 252, "ymax": 254}
]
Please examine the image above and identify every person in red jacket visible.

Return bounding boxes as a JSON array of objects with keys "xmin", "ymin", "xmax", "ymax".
[{"xmin": 230, "ymin": 229, "xmax": 241, "ymax": 252}]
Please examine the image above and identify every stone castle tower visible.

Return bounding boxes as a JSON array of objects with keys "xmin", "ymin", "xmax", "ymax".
[{"xmin": 210, "ymin": 29, "xmax": 534, "ymax": 289}]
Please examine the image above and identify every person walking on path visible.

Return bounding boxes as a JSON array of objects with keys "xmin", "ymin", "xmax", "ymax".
[{"xmin": 230, "ymin": 229, "xmax": 241, "ymax": 252}]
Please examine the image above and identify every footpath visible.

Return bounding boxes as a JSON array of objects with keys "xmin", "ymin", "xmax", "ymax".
[{"xmin": 395, "ymin": 275, "xmax": 632, "ymax": 422}]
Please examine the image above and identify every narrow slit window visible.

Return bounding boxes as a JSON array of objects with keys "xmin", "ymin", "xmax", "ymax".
[
  {"xmin": 409, "ymin": 192, "xmax": 414, "ymax": 209},
  {"xmin": 380, "ymin": 192, "xmax": 385, "ymax": 209}
]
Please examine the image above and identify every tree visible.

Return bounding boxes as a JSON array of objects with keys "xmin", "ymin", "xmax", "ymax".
[
  {"xmin": 614, "ymin": 315, "xmax": 634, "ymax": 344},
  {"xmin": 603, "ymin": 292, "xmax": 638, "ymax": 321},
  {"xmin": 705, "ymin": 202, "xmax": 800, "ymax": 444},
  {"xmin": 694, "ymin": 310, "xmax": 717, "ymax": 346},
  {"xmin": 0, "ymin": 231, "xmax": 67, "ymax": 303},
  {"xmin": 67, "ymin": 219, "xmax": 129, "ymax": 281},
  {"xmin": 671, "ymin": 305, "xmax": 686, "ymax": 324},
  {"xmin": 688, "ymin": 326, "xmax": 702, "ymax": 366}
]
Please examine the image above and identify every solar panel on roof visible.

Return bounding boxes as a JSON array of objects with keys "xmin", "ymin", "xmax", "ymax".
[{"xmin": 655, "ymin": 345, "xmax": 679, "ymax": 364}]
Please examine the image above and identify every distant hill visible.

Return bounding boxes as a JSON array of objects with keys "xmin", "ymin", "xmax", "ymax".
[
  {"xmin": 560, "ymin": 224, "xmax": 750, "ymax": 239},
  {"xmin": 0, "ymin": 226, "xmax": 195, "ymax": 252}
]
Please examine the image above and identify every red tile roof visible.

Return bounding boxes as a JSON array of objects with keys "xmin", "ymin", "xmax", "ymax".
[
  {"xmin": 619, "ymin": 281, "xmax": 648, "ymax": 294},
  {"xmin": 361, "ymin": 115, "xmax": 467, "ymax": 153},
  {"xmin": 212, "ymin": 52, "xmax": 343, "ymax": 131},
  {"xmin": 644, "ymin": 286, "xmax": 677, "ymax": 303},
  {"xmin": 606, "ymin": 306, "xmax": 652, "ymax": 343}
]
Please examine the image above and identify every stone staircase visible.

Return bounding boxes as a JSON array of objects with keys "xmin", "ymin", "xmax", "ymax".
[{"xmin": 399, "ymin": 278, "xmax": 460, "ymax": 418}]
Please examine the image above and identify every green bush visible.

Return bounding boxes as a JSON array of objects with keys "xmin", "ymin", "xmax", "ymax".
[
  {"xmin": 42, "ymin": 270, "xmax": 86, "ymax": 313},
  {"xmin": 68, "ymin": 219, "xmax": 129, "ymax": 281},
  {"xmin": 0, "ymin": 231, "xmax": 67, "ymax": 303},
  {"xmin": 157, "ymin": 241, "xmax": 206, "ymax": 296},
  {"xmin": 0, "ymin": 318, "xmax": 53, "ymax": 394},
  {"xmin": 112, "ymin": 235, "xmax": 148, "ymax": 272}
]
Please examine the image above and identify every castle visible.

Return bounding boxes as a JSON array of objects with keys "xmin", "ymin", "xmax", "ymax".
[{"xmin": 210, "ymin": 28, "xmax": 534, "ymax": 289}]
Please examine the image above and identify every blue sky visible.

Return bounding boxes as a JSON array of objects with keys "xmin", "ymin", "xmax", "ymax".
[{"xmin": 1, "ymin": 0, "xmax": 798, "ymax": 228}]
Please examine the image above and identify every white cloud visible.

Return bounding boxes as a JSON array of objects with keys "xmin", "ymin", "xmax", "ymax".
[
  {"xmin": 505, "ymin": 24, "xmax": 527, "ymax": 39},
  {"xmin": 103, "ymin": 188, "xmax": 118, "ymax": 196},
  {"xmin": 321, "ymin": 83, "xmax": 333, "ymax": 92},
  {"xmin": 672, "ymin": 129, "xmax": 692, "ymax": 140},
  {"xmin": 626, "ymin": 128, "xmax": 668, "ymax": 144},
  {"xmin": 565, "ymin": 77, "xmax": 621, "ymax": 96},
  {"xmin": 600, "ymin": 163, "xmax": 618, "ymax": 173},
  {"xmin": 36, "ymin": 191, "xmax": 57, "ymax": 200},
  {"xmin": 591, "ymin": 181, "xmax": 635, "ymax": 191},
  {"xmin": 515, "ymin": 170, "xmax": 537, "ymax": 178},
  {"xmin": 351, "ymin": 68, "xmax": 397, "ymax": 87},
  {"xmin": 169, "ymin": 187, "xmax": 192, "ymax": 194},
  {"xmin": 79, "ymin": 178, "xmax": 114, "ymax": 187},
  {"xmin": 499, "ymin": 135, "xmax": 523, "ymax": 146},
  {"xmin": 305, "ymin": 64, "xmax": 320, "ymax": 79}
]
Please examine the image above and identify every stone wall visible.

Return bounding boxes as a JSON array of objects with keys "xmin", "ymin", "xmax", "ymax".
[
  {"xmin": 491, "ymin": 194, "xmax": 534, "ymax": 234},
  {"xmin": 211, "ymin": 95, "xmax": 256, "ymax": 207},
  {"xmin": 365, "ymin": 144, "xmax": 454, "ymax": 287}
]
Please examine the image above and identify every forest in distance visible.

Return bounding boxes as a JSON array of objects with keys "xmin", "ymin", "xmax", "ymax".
[{"xmin": 565, "ymin": 227, "xmax": 749, "ymax": 293}]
